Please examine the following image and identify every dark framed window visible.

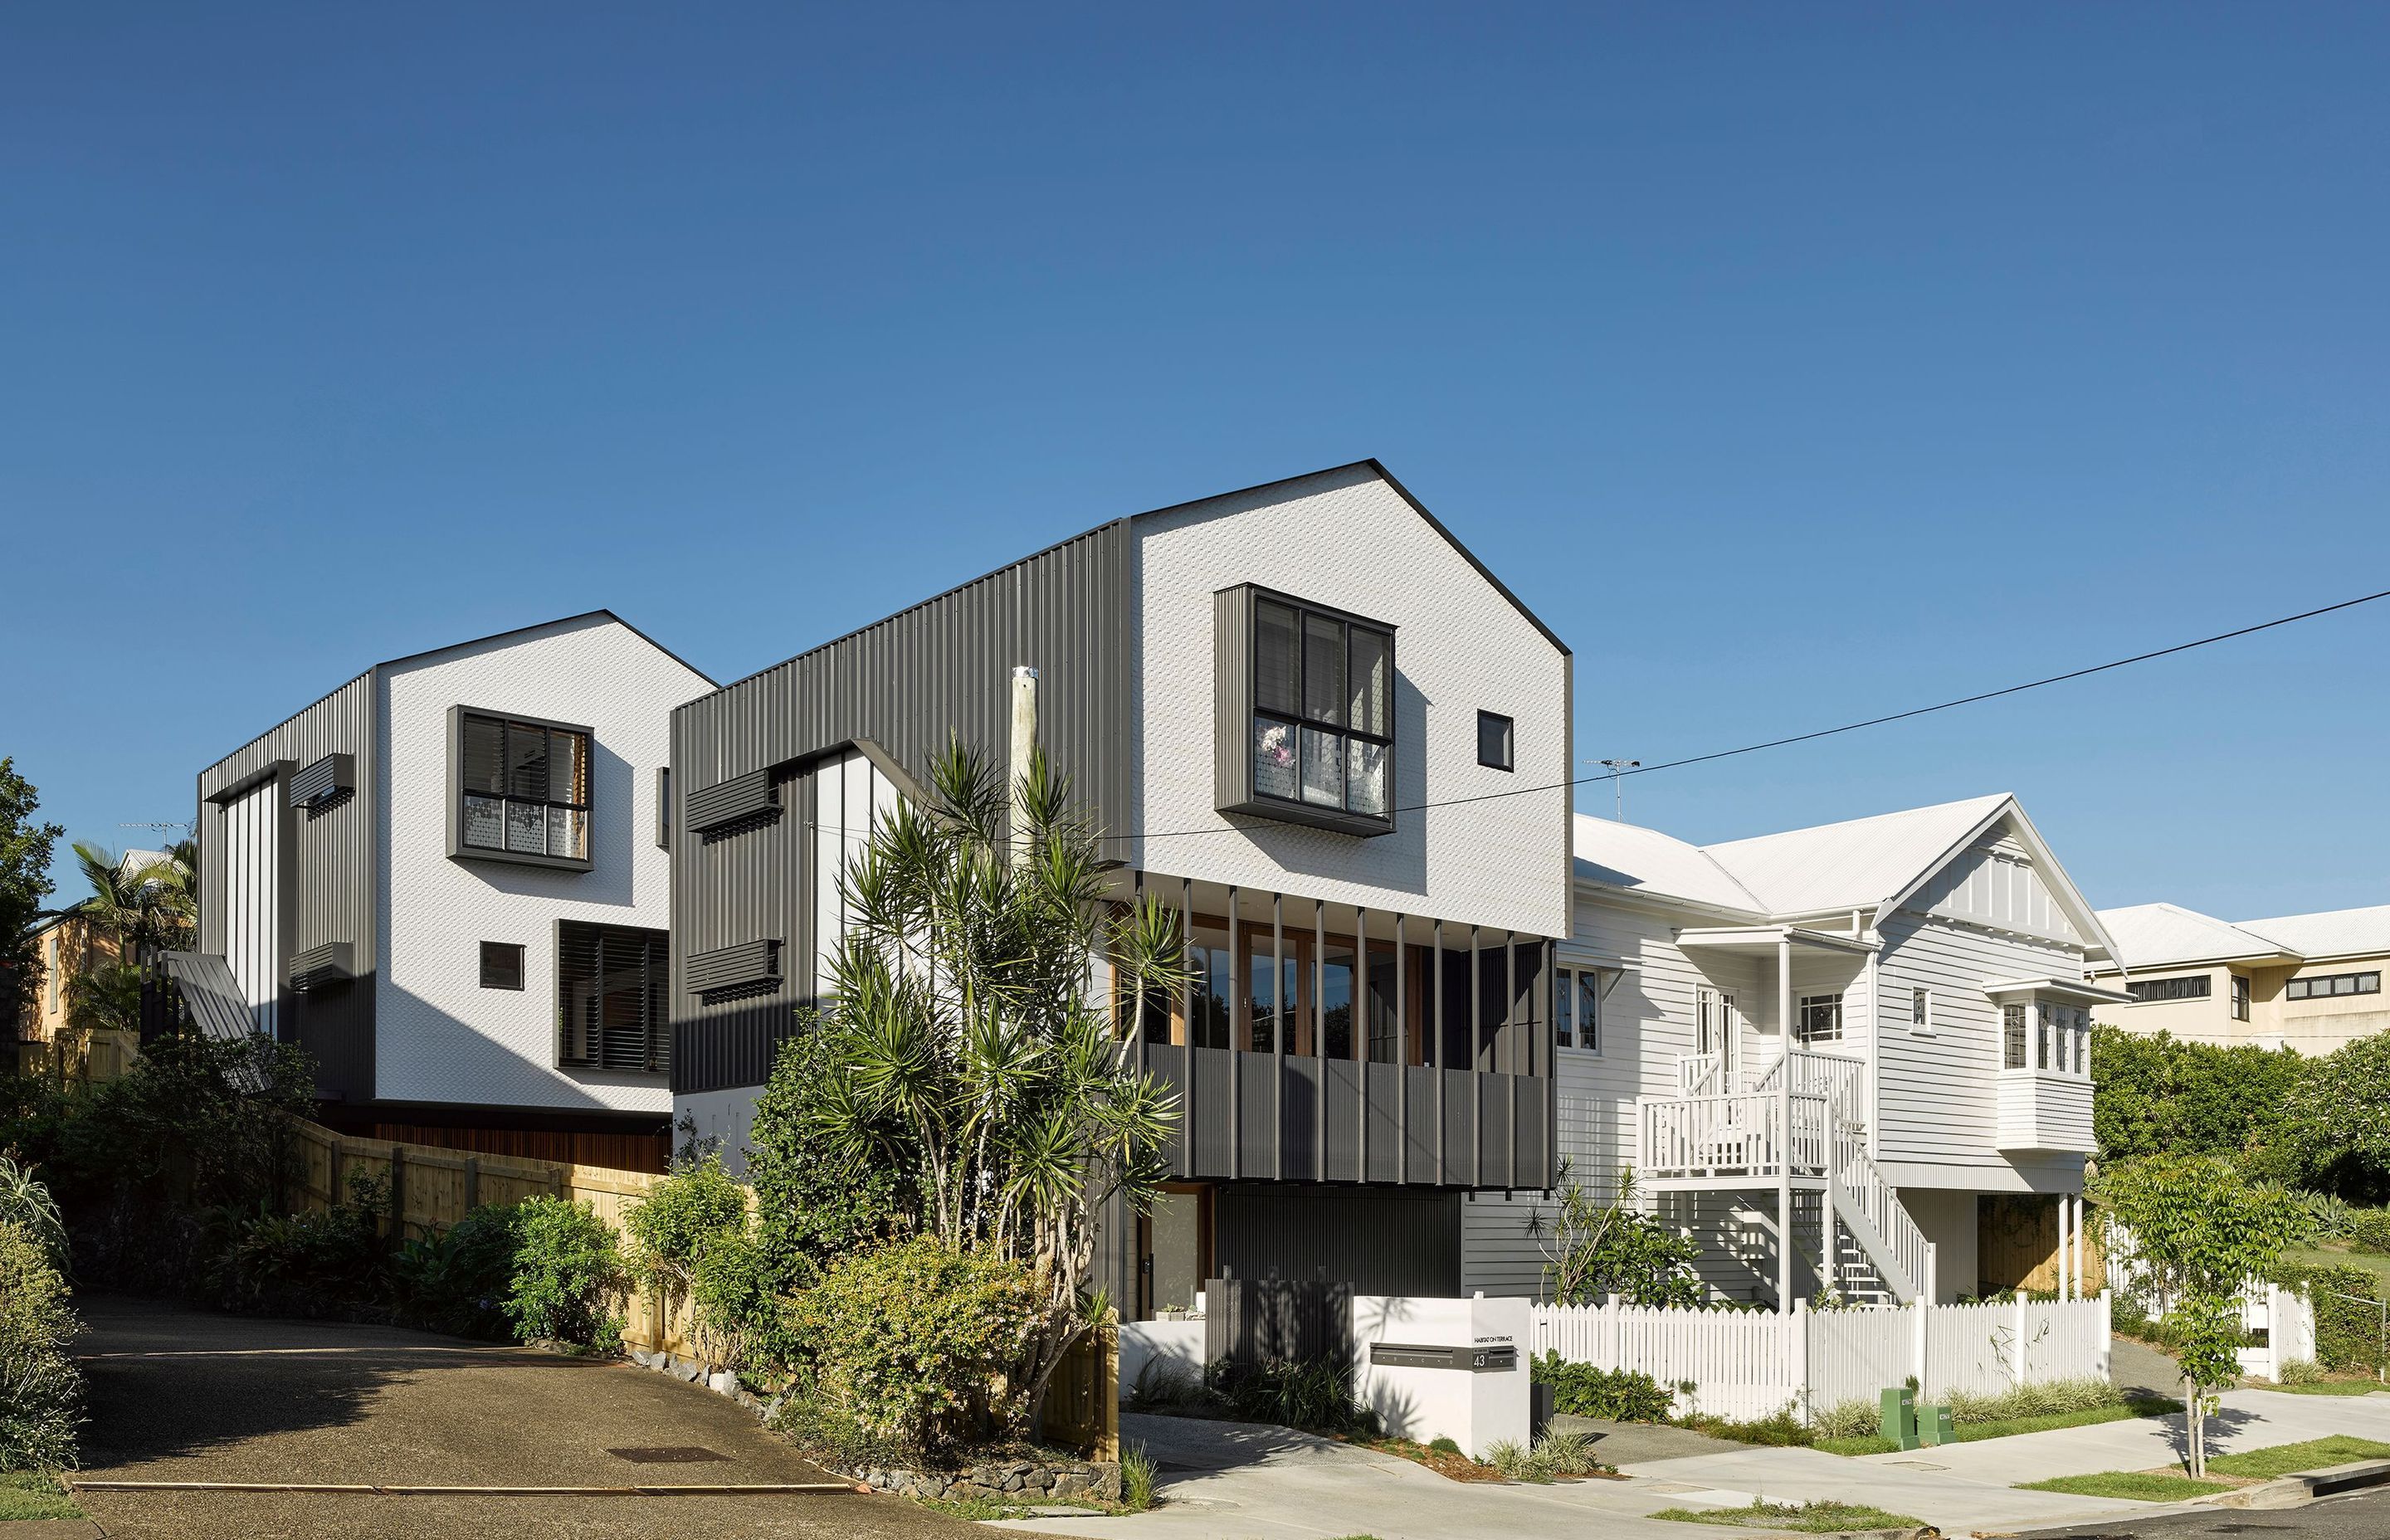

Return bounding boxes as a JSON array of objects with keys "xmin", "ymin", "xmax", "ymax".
[
  {"xmin": 2231, "ymin": 972, "xmax": 2251, "ymax": 1021},
  {"xmin": 1476, "ymin": 711, "xmax": 1514, "ymax": 772},
  {"xmin": 1797, "ymin": 992, "xmax": 1844, "ymax": 1045},
  {"xmin": 2287, "ymin": 971, "xmax": 2382, "ymax": 1001},
  {"xmin": 557, "ymin": 920, "xmax": 668, "ymax": 1074},
  {"xmin": 2125, "ymin": 974, "xmax": 2210, "ymax": 1003},
  {"xmin": 451, "ymin": 707, "xmax": 593, "ymax": 870},
  {"xmin": 1217, "ymin": 586, "xmax": 1397, "ymax": 836},
  {"xmin": 479, "ymin": 941, "xmax": 524, "ymax": 991}
]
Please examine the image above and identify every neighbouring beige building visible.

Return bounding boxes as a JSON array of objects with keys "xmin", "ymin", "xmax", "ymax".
[{"xmin": 2089, "ymin": 901, "xmax": 2390, "ymax": 1054}]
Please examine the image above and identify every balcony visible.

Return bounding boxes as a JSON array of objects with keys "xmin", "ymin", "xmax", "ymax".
[{"xmin": 1996, "ymin": 1070, "xmax": 2095, "ymax": 1153}]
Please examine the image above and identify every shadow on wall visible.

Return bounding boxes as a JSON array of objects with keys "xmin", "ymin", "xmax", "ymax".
[
  {"xmin": 1218, "ymin": 673, "xmax": 1432, "ymax": 902},
  {"xmin": 375, "ymin": 976, "xmax": 667, "ymax": 1113},
  {"xmin": 453, "ymin": 739, "xmax": 643, "ymax": 910}
]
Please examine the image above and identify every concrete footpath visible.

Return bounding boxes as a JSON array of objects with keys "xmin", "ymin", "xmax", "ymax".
[{"xmin": 998, "ymin": 1389, "xmax": 2390, "ymax": 1540}]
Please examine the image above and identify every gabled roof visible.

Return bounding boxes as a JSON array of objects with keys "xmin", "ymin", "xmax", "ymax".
[
  {"xmin": 1577, "ymin": 793, "xmax": 2116, "ymax": 958},
  {"xmin": 2092, "ymin": 903, "xmax": 2295, "ymax": 972},
  {"xmin": 1573, "ymin": 815, "xmax": 1765, "ymax": 914},
  {"xmin": 1701, "ymin": 794, "xmax": 2014, "ymax": 918}
]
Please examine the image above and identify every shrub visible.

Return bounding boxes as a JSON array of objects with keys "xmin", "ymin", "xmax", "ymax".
[
  {"xmin": 0, "ymin": 1158, "xmax": 66, "ymax": 1277},
  {"xmin": 1428, "ymin": 1435, "xmax": 1462, "ymax": 1455},
  {"xmin": 1945, "ymin": 1377, "xmax": 2124, "ymax": 1424},
  {"xmin": 1119, "ymin": 1442, "xmax": 1158, "ymax": 1510},
  {"xmin": 504, "ymin": 1197, "xmax": 627, "ymax": 1349},
  {"xmin": 0, "ymin": 1219, "xmax": 81, "ymax": 1471},
  {"xmin": 622, "ymin": 1156, "xmax": 784, "ymax": 1372},
  {"xmin": 2344, "ymin": 1207, "xmax": 2390, "ymax": 1256},
  {"xmin": 781, "ymin": 1237, "xmax": 1041, "ymax": 1460},
  {"xmin": 391, "ymin": 1203, "xmax": 527, "ymax": 1339},
  {"xmin": 1533, "ymin": 1352, "xmax": 1673, "ymax": 1421},
  {"xmin": 745, "ymin": 1026, "xmax": 916, "ymax": 1293},
  {"xmin": 208, "ymin": 1167, "xmax": 390, "ymax": 1317},
  {"xmin": 1486, "ymin": 1430, "xmax": 1601, "ymax": 1480},
  {"xmin": 1811, "ymin": 1397, "xmax": 1880, "ymax": 1440},
  {"xmin": 2274, "ymin": 1262, "xmax": 2383, "ymax": 1373},
  {"xmin": 1205, "ymin": 1354, "xmax": 1377, "ymax": 1436},
  {"xmin": 1679, "ymin": 1404, "xmax": 1811, "ymax": 1446},
  {"xmin": 623, "ymin": 1155, "xmax": 748, "ymax": 1288},
  {"xmin": 2279, "ymin": 1357, "xmax": 2327, "ymax": 1386}
]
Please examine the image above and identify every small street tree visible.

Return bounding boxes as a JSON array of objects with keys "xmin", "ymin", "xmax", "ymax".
[
  {"xmin": 807, "ymin": 739, "xmax": 1187, "ymax": 1432},
  {"xmin": 2095, "ymin": 1154, "xmax": 2308, "ymax": 1475}
]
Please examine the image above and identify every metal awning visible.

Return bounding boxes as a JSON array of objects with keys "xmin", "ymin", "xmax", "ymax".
[
  {"xmin": 161, "ymin": 951, "xmax": 259, "ymax": 1042},
  {"xmin": 1675, "ymin": 924, "xmax": 1879, "ymax": 958},
  {"xmin": 1982, "ymin": 974, "xmax": 2134, "ymax": 1006}
]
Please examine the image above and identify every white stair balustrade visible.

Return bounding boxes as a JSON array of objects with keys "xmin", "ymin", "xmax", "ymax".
[{"xmin": 1827, "ymin": 1127, "xmax": 1933, "ymax": 1304}]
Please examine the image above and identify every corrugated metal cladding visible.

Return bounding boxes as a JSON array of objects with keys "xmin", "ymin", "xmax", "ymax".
[
  {"xmin": 197, "ymin": 672, "xmax": 377, "ymax": 1102},
  {"xmin": 669, "ymin": 524, "xmax": 1135, "ymax": 1095},
  {"xmin": 1214, "ymin": 1185, "xmax": 1462, "ymax": 1297}
]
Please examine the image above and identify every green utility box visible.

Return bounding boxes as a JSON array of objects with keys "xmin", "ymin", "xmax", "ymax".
[
  {"xmin": 1919, "ymin": 1402, "xmax": 1956, "ymax": 1446},
  {"xmin": 1878, "ymin": 1387, "xmax": 1919, "ymax": 1450}
]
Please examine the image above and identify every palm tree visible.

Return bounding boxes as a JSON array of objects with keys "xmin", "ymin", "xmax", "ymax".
[
  {"xmin": 68, "ymin": 841, "xmax": 193, "ymax": 959},
  {"xmin": 810, "ymin": 739, "xmax": 1188, "ymax": 1431}
]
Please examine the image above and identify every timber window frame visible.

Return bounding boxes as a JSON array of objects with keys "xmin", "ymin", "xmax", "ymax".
[
  {"xmin": 1797, "ymin": 992, "xmax": 1845, "ymax": 1045},
  {"xmin": 448, "ymin": 706, "xmax": 595, "ymax": 871},
  {"xmin": 556, "ymin": 919, "xmax": 669, "ymax": 1075},
  {"xmin": 1214, "ymin": 585, "xmax": 1397, "ymax": 836},
  {"xmin": 1554, "ymin": 963, "xmax": 1602, "ymax": 1053}
]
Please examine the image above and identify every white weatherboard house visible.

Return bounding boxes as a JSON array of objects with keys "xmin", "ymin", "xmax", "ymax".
[
  {"xmin": 190, "ymin": 612, "xmax": 714, "ymax": 1171},
  {"xmin": 1461, "ymin": 793, "xmax": 2124, "ymax": 1307}
]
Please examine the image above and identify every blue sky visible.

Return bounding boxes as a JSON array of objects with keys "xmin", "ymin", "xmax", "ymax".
[{"xmin": 5, "ymin": 4, "xmax": 2385, "ymax": 921}]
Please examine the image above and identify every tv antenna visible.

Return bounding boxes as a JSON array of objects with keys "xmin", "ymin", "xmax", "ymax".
[{"xmin": 1588, "ymin": 759, "xmax": 1640, "ymax": 819}]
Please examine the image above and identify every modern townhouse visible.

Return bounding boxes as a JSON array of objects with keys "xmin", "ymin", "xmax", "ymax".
[
  {"xmin": 665, "ymin": 461, "xmax": 1573, "ymax": 1318},
  {"xmin": 2090, "ymin": 901, "xmax": 2390, "ymax": 1054},
  {"xmin": 181, "ymin": 612, "xmax": 713, "ymax": 1171},
  {"xmin": 1461, "ymin": 794, "xmax": 2122, "ymax": 1309}
]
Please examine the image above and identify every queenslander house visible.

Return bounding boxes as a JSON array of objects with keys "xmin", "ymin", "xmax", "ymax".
[
  {"xmin": 1461, "ymin": 794, "xmax": 2124, "ymax": 1307},
  {"xmin": 665, "ymin": 461, "xmax": 1573, "ymax": 1317},
  {"xmin": 182, "ymin": 612, "xmax": 714, "ymax": 1171}
]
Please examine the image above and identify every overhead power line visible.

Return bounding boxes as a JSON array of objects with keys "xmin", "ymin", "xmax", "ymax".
[{"xmin": 1114, "ymin": 582, "xmax": 2390, "ymax": 842}]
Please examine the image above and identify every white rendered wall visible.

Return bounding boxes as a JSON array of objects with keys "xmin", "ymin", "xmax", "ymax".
[
  {"xmin": 220, "ymin": 779, "xmax": 282, "ymax": 1040},
  {"xmin": 1131, "ymin": 465, "xmax": 1570, "ymax": 941},
  {"xmin": 376, "ymin": 616, "xmax": 710, "ymax": 1113}
]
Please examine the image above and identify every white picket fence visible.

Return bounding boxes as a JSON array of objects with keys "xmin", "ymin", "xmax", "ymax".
[
  {"xmin": 2238, "ymin": 1282, "xmax": 2319, "ymax": 1382},
  {"xmin": 1533, "ymin": 1292, "xmax": 2114, "ymax": 1422}
]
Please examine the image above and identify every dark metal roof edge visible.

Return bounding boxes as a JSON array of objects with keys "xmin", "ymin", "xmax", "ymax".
[
  {"xmin": 200, "ymin": 610, "xmax": 714, "ymax": 785},
  {"xmin": 1353, "ymin": 460, "xmax": 1571, "ymax": 657},
  {"xmin": 686, "ymin": 458, "xmax": 1568, "ymax": 712}
]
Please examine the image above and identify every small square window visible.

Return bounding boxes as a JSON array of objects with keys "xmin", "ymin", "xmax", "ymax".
[
  {"xmin": 480, "ymin": 941, "xmax": 525, "ymax": 991},
  {"xmin": 1477, "ymin": 711, "xmax": 1514, "ymax": 772}
]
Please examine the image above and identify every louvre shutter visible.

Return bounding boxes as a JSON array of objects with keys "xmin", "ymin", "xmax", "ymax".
[
  {"xmin": 558, "ymin": 920, "xmax": 600, "ymax": 1066},
  {"xmin": 461, "ymin": 715, "xmax": 507, "ymax": 796},
  {"xmin": 557, "ymin": 920, "xmax": 668, "ymax": 1074}
]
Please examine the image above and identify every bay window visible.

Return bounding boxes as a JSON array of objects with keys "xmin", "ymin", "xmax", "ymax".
[
  {"xmin": 1217, "ymin": 586, "xmax": 1396, "ymax": 836},
  {"xmin": 450, "ymin": 707, "xmax": 593, "ymax": 870}
]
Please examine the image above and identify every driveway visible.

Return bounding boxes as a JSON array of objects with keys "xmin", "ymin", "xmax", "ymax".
[{"xmin": 61, "ymin": 1295, "xmax": 983, "ymax": 1540}]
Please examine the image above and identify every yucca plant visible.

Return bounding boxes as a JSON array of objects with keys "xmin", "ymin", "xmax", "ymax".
[{"xmin": 808, "ymin": 738, "xmax": 1187, "ymax": 1434}]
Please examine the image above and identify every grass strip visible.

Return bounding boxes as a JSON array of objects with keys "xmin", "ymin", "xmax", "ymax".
[
  {"xmin": 1816, "ymin": 1397, "xmax": 2173, "ymax": 1457},
  {"xmin": 0, "ymin": 1470, "xmax": 86, "ymax": 1522},
  {"xmin": 2266, "ymin": 1379, "xmax": 2386, "ymax": 1396},
  {"xmin": 2206, "ymin": 1435, "xmax": 2390, "ymax": 1480},
  {"xmin": 1651, "ymin": 1498, "xmax": 1926, "ymax": 1532},
  {"xmin": 2016, "ymin": 1470, "xmax": 2234, "ymax": 1501}
]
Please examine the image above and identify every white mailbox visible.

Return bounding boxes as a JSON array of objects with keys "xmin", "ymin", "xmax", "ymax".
[{"xmin": 1352, "ymin": 1293, "xmax": 1530, "ymax": 1460}]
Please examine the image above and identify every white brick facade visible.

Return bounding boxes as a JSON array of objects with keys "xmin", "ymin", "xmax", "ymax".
[
  {"xmin": 1130, "ymin": 465, "xmax": 1570, "ymax": 940},
  {"xmin": 376, "ymin": 616, "xmax": 710, "ymax": 1112}
]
